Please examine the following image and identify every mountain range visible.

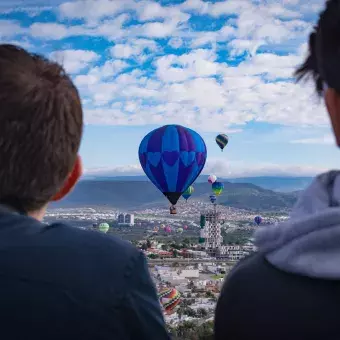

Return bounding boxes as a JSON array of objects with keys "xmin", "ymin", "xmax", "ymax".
[
  {"xmin": 50, "ymin": 179, "xmax": 300, "ymax": 212},
  {"xmin": 82, "ymin": 175, "xmax": 314, "ymax": 192}
]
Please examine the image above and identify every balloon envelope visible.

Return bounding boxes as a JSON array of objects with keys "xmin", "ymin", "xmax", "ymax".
[
  {"xmin": 99, "ymin": 223, "xmax": 109, "ymax": 233},
  {"xmin": 182, "ymin": 185, "xmax": 194, "ymax": 201},
  {"xmin": 208, "ymin": 175, "xmax": 217, "ymax": 184},
  {"xmin": 209, "ymin": 194, "xmax": 217, "ymax": 204},
  {"xmin": 212, "ymin": 182, "xmax": 224, "ymax": 196},
  {"xmin": 254, "ymin": 216, "xmax": 262, "ymax": 225},
  {"xmin": 138, "ymin": 125, "xmax": 207, "ymax": 207},
  {"xmin": 158, "ymin": 288, "xmax": 181, "ymax": 314},
  {"xmin": 216, "ymin": 134, "xmax": 229, "ymax": 151}
]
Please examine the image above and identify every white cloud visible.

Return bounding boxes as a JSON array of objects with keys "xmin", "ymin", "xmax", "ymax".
[
  {"xmin": 50, "ymin": 50, "xmax": 100, "ymax": 74},
  {"xmin": 168, "ymin": 37, "xmax": 183, "ymax": 49},
  {"xmin": 290, "ymin": 135, "xmax": 334, "ymax": 145},
  {"xmin": 156, "ymin": 49, "xmax": 220, "ymax": 82},
  {"xmin": 7, "ymin": 0, "xmax": 327, "ymax": 132},
  {"xmin": 83, "ymin": 160, "xmax": 327, "ymax": 178},
  {"xmin": 110, "ymin": 39, "xmax": 158, "ymax": 60},
  {"xmin": 0, "ymin": 20, "xmax": 24, "ymax": 38}
]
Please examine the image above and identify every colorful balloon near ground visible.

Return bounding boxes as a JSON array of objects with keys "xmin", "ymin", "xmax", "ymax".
[
  {"xmin": 216, "ymin": 134, "xmax": 229, "ymax": 151},
  {"xmin": 98, "ymin": 223, "xmax": 109, "ymax": 233},
  {"xmin": 254, "ymin": 216, "xmax": 262, "ymax": 226},
  {"xmin": 212, "ymin": 181, "xmax": 224, "ymax": 196},
  {"xmin": 182, "ymin": 185, "xmax": 194, "ymax": 201},
  {"xmin": 208, "ymin": 174, "xmax": 217, "ymax": 184},
  {"xmin": 158, "ymin": 288, "xmax": 181, "ymax": 314},
  {"xmin": 165, "ymin": 226, "xmax": 172, "ymax": 233},
  {"xmin": 138, "ymin": 125, "xmax": 207, "ymax": 214},
  {"xmin": 209, "ymin": 194, "xmax": 217, "ymax": 204}
]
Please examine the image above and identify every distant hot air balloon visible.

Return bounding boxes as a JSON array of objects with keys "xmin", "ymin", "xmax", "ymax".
[
  {"xmin": 208, "ymin": 174, "xmax": 217, "ymax": 184},
  {"xmin": 138, "ymin": 125, "xmax": 207, "ymax": 214},
  {"xmin": 177, "ymin": 228, "xmax": 183, "ymax": 233},
  {"xmin": 182, "ymin": 185, "xmax": 194, "ymax": 201},
  {"xmin": 183, "ymin": 225, "xmax": 188, "ymax": 230},
  {"xmin": 158, "ymin": 288, "xmax": 181, "ymax": 314},
  {"xmin": 165, "ymin": 226, "xmax": 172, "ymax": 233},
  {"xmin": 98, "ymin": 222, "xmax": 109, "ymax": 233},
  {"xmin": 216, "ymin": 134, "xmax": 229, "ymax": 151},
  {"xmin": 154, "ymin": 226, "xmax": 159, "ymax": 233},
  {"xmin": 209, "ymin": 194, "xmax": 217, "ymax": 204},
  {"xmin": 212, "ymin": 182, "xmax": 224, "ymax": 196},
  {"xmin": 160, "ymin": 224, "xmax": 165, "ymax": 229},
  {"xmin": 254, "ymin": 216, "xmax": 262, "ymax": 226}
]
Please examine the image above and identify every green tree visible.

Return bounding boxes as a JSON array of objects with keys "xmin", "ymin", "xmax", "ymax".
[
  {"xmin": 146, "ymin": 239, "xmax": 152, "ymax": 248},
  {"xmin": 205, "ymin": 291, "xmax": 214, "ymax": 299},
  {"xmin": 197, "ymin": 307, "xmax": 208, "ymax": 318},
  {"xmin": 161, "ymin": 244, "xmax": 169, "ymax": 251}
]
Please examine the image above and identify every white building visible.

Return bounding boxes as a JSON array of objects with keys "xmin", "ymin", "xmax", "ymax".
[
  {"xmin": 178, "ymin": 269, "xmax": 199, "ymax": 279},
  {"xmin": 202, "ymin": 211, "xmax": 223, "ymax": 256},
  {"xmin": 117, "ymin": 213, "xmax": 135, "ymax": 226}
]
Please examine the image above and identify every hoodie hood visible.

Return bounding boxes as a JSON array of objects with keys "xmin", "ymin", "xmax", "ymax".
[{"xmin": 255, "ymin": 170, "xmax": 340, "ymax": 279}]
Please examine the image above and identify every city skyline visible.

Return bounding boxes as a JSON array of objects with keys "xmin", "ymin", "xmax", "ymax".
[{"xmin": 1, "ymin": 0, "xmax": 338, "ymax": 177}]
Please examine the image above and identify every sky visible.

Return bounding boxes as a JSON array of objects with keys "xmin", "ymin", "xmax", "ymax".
[{"xmin": 0, "ymin": 0, "xmax": 338, "ymax": 178}]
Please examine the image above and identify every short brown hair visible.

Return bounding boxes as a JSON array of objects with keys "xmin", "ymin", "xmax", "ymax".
[{"xmin": 0, "ymin": 44, "xmax": 83, "ymax": 212}]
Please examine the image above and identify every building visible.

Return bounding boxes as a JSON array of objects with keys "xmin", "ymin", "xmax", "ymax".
[
  {"xmin": 117, "ymin": 213, "xmax": 125, "ymax": 224},
  {"xmin": 201, "ymin": 211, "xmax": 223, "ymax": 256},
  {"xmin": 117, "ymin": 213, "xmax": 135, "ymax": 226},
  {"xmin": 124, "ymin": 213, "xmax": 134, "ymax": 225}
]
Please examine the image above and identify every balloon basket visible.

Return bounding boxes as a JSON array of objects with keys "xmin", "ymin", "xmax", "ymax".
[{"xmin": 170, "ymin": 206, "xmax": 177, "ymax": 214}]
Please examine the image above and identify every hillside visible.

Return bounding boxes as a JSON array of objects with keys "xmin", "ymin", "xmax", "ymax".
[
  {"xmin": 83, "ymin": 175, "xmax": 313, "ymax": 192},
  {"xmin": 50, "ymin": 180, "xmax": 298, "ymax": 212}
]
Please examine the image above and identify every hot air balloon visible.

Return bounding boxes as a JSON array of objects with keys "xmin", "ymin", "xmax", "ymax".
[
  {"xmin": 177, "ymin": 228, "xmax": 183, "ymax": 233},
  {"xmin": 254, "ymin": 216, "xmax": 262, "ymax": 226},
  {"xmin": 216, "ymin": 134, "xmax": 229, "ymax": 151},
  {"xmin": 182, "ymin": 185, "xmax": 194, "ymax": 201},
  {"xmin": 183, "ymin": 225, "xmax": 188, "ymax": 230},
  {"xmin": 209, "ymin": 194, "xmax": 217, "ymax": 204},
  {"xmin": 138, "ymin": 125, "xmax": 207, "ymax": 214},
  {"xmin": 165, "ymin": 226, "xmax": 172, "ymax": 233},
  {"xmin": 158, "ymin": 288, "xmax": 181, "ymax": 314},
  {"xmin": 154, "ymin": 226, "xmax": 159, "ymax": 233},
  {"xmin": 208, "ymin": 174, "xmax": 217, "ymax": 184},
  {"xmin": 212, "ymin": 181, "xmax": 224, "ymax": 196},
  {"xmin": 160, "ymin": 224, "xmax": 165, "ymax": 230},
  {"xmin": 98, "ymin": 222, "xmax": 109, "ymax": 233}
]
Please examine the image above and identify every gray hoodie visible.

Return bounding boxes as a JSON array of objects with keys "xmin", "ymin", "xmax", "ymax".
[{"xmin": 255, "ymin": 170, "xmax": 340, "ymax": 279}]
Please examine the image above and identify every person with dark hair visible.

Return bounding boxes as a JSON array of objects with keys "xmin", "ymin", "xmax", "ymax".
[
  {"xmin": 0, "ymin": 44, "xmax": 169, "ymax": 340},
  {"xmin": 215, "ymin": 1, "xmax": 340, "ymax": 339}
]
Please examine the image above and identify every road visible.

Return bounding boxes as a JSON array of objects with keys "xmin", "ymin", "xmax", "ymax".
[{"xmin": 148, "ymin": 258, "xmax": 235, "ymax": 266}]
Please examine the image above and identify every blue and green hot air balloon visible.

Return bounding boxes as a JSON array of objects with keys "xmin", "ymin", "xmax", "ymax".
[
  {"xmin": 209, "ymin": 194, "xmax": 217, "ymax": 204},
  {"xmin": 212, "ymin": 181, "xmax": 224, "ymax": 196},
  {"xmin": 138, "ymin": 125, "xmax": 207, "ymax": 214},
  {"xmin": 182, "ymin": 185, "xmax": 194, "ymax": 201},
  {"xmin": 254, "ymin": 216, "xmax": 262, "ymax": 226}
]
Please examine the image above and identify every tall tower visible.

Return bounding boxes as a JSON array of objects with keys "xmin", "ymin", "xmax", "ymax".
[{"xmin": 201, "ymin": 209, "xmax": 223, "ymax": 257}]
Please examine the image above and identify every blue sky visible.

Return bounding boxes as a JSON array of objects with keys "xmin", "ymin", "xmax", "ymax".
[{"xmin": 0, "ymin": 0, "xmax": 337, "ymax": 178}]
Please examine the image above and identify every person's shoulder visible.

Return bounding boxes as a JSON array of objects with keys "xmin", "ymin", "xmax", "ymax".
[
  {"xmin": 226, "ymin": 252, "xmax": 269, "ymax": 285},
  {"xmin": 39, "ymin": 222, "xmax": 143, "ymax": 281},
  {"xmin": 48, "ymin": 222, "xmax": 140, "ymax": 258}
]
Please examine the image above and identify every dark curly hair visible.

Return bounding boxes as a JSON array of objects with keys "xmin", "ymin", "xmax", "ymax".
[{"xmin": 295, "ymin": 0, "xmax": 340, "ymax": 95}]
